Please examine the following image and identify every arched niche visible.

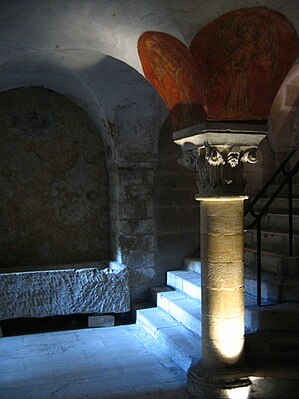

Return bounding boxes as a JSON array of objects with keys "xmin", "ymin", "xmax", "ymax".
[{"xmin": 0, "ymin": 87, "xmax": 110, "ymax": 270}]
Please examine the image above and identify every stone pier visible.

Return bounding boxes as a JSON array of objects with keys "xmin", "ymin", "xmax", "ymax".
[
  {"xmin": 173, "ymin": 121, "xmax": 267, "ymax": 398},
  {"xmin": 200, "ymin": 198, "xmax": 246, "ymax": 369},
  {"xmin": 188, "ymin": 197, "xmax": 251, "ymax": 398}
]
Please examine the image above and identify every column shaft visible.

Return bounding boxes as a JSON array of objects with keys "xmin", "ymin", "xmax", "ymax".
[{"xmin": 200, "ymin": 198, "xmax": 245, "ymax": 370}]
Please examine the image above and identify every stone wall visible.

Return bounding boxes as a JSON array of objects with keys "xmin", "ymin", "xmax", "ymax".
[
  {"xmin": 0, "ymin": 88, "xmax": 110, "ymax": 269},
  {"xmin": 154, "ymin": 119, "xmax": 200, "ymax": 287},
  {"xmin": 114, "ymin": 122, "xmax": 200, "ymax": 300},
  {"xmin": 118, "ymin": 165, "xmax": 156, "ymax": 301},
  {"xmin": 244, "ymin": 136, "xmax": 276, "ymax": 198},
  {"xmin": 0, "ymin": 86, "xmax": 199, "ymax": 304}
]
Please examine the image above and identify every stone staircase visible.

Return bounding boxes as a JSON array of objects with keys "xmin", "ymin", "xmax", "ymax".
[
  {"xmin": 136, "ymin": 182, "xmax": 299, "ymax": 396},
  {"xmin": 136, "ymin": 258, "xmax": 269, "ymax": 372},
  {"xmin": 136, "ymin": 256, "xmax": 299, "ymax": 397},
  {"xmin": 136, "ymin": 252, "xmax": 299, "ymax": 378},
  {"xmin": 244, "ymin": 182, "xmax": 299, "ymax": 303},
  {"xmin": 136, "ymin": 258, "xmax": 202, "ymax": 372}
]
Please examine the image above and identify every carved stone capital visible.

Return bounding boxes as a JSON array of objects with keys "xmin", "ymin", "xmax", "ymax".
[{"xmin": 173, "ymin": 121, "xmax": 267, "ymax": 197}]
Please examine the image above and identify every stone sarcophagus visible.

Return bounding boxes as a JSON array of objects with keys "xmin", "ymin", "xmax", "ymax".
[{"xmin": 0, "ymin": 261, "xmax": 130, "ymax": 320}]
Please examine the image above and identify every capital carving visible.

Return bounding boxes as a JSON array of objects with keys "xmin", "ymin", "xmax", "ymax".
[
  {"xmin": 180, "ymin": 146, "xmax": 248, "ymax": 196},
  {"xmin": 227, "ymin": 149, "xmax": 240, "ymax": 168},
  {"xmin": 180, "ymin": 148, "xmax": 199, "ymax": 168},
  {"xmin": 240, "ymin": 148, "xmax": 258, "ymax": 164},
  {"xmin": 205, "ymin": 142, "xmax": 225, "ymax": 166},
  {"xmin": 173, "ymin": 122, "xmax": 267, "ymax": 197}
]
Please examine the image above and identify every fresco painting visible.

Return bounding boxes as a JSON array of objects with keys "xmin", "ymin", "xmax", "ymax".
[
  {"xmin": 138, "ymin": 31, "xmax": 207, "ymax": 131},
  {"xmin": 138, "ymin": 8, "xmax": 299, "ymax": 128},
  {"xmin": 190, "ymin": 7, "xmax": 299, "ymax": 120}
]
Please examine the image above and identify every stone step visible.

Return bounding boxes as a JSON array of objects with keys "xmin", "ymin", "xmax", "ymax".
[
  {"xmin": 137, "ymin": 307, "xmax": 299, "ymax": 390},
  {"xmin": 245, "ymin": 302, "xmax": 299, "ymax": 333},
  {"xmin": 245, "ymin": 212, "xmax": 299, "ymax": 232},
  {"xmin": 158, "ymin": 288, "xmax": 258, "ymax": 335},
  {"xmin": 245, "ymin": 269, "xmax": 299, "ymax": 302},
  {"xmin": 136, "ymin": 307, "xmax": 201, "ymax": 372},
  {"xmin": 184, "ymin": 257, "xmax": 201, "ymax": 273},
  {"xmin": 130, "ymin": 302, "xmax": 156, "ymax": 322},
  {"xmin": 245, "ymin": 228, "xmax": 299, "ymax": 256},
  {"xmin": 244, "ymin": 246, "xmax": 299, "ymax": 275},
  {"xmin": 265, "ymin": 183, "xmax": 299, "ymax": 198},
  {"xmin": 157, "ymin": 290, "xmax": 201, "ymax": 336},
  {"xmin": 245, "ymin": 269, "xmax": 282, "ymax": 303},
  {"xmin": 246, "ymin": 330, "xmax": 299, "ymax": 374},
  {"xmin": 167, "ymin": 270, "xmax": 201, "ymax": 300},
  {"xmin": 157, "ymin": 281, "xmax": 298, "ymax": 333},
  {"xmin": 281, "ymin": 278, "xmax": 299, "ymax": 301},
  {"xmin": 252, "ymin": 197, "xmax": 299, "ymax": 214},
  {"xmin": 263, "ymin": 212, "xmax": 299, "ymax": 231},
  {"xmin": 149, "ymin": 286, "xmax": 174, "ymax": 305}
]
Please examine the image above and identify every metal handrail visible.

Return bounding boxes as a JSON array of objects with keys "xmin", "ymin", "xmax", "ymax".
[
  {"xmin": 245, "ymin": 142, "xmax": 299, "ymax": 219},
  {"xmin": 244, "ymin": 143, "xmax": 299, "ymax": 307}
]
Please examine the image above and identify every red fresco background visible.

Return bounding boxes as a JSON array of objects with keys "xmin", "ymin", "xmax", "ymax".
[
  {"xmin": 138, "ymin": 8, "xmax": 299, "ymax": 129},
  {"xmin": 190, "ymin": 7, "xmax": 299, "ymax": 121},
  {"xmin": 138, "ymin": 31, "xmax": 207, "ymax": 131}
]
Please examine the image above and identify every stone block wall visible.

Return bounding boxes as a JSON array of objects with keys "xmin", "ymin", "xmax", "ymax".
[
  {"xmin": 154, "ymin": 170, "xmax": 200, "ymax": 286},
  {"xmin": 0, "ymin": 88, "xmax": 110, "ymax": 270},
  {"xmin": 118, "ymin": 165, "xmax": 156, "ymax": 301},
  {"xmin": 0, "ymin": 87, "xmax": 199, "ymax": 305},
  {"xmin": 153, "ymin": 119, "xmax": 200, "ymax": 287},
  {"xmin": 244, "ymin": 136, "xmax": 276, "ymax": 198},
  {"xmin": 115, "ymin": 119, "xmax": 200, "ymax": 301}
]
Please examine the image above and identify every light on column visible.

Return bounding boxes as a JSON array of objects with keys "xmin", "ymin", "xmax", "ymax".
[
  {"xmin": 214, "ymin": 317, "xmax": 245, "ymax": 363},
  {"xmin": 226, "ymin": 385, "xmax": 250, "ymax": 399}
]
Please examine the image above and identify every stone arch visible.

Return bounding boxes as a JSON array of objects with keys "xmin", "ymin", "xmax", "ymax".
[
  {"xmin": 0, "ymin": 51, "xmax": 124, "ymax": 261},
  {"xmin": 0, "ymin": 87, "xmax": 111, "ymax": 269},
  {"xmin": 0, "ymin": 52, "xmax": 116, "ymax": 163}
]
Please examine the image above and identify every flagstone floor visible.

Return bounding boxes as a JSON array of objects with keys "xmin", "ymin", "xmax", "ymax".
[{"xmin": 0, "ymin": 324, "xmax": 190, "ymax": 399}]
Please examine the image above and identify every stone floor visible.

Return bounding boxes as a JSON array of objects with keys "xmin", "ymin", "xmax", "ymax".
[
  {"xmin": 0, "ymin": 324, "xmax": 190, "ymax": 399},
  {"xmin": 2, "ymin": 322, "xmax": 299, "ymax": 399}
]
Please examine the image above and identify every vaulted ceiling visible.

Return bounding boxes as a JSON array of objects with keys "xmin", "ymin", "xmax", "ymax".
[{"xmin": 0, "ymin": 0, "xmax": 298, "ymax": 156}]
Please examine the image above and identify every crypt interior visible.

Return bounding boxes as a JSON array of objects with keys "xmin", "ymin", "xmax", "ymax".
[{"xmin": 0, "ymin": 1, "xmax": 299, "ymax": 398}]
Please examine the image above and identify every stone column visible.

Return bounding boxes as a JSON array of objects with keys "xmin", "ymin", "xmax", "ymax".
[
  {"xmin": 188, "ymin": 197, "xmax": 251, "ymax": 398},
  {"xmin": 200, "ymin": 197, "xmax": 246, "ymax": 369},
  {"xmin": 173, "ymin": 122, "xmax": 267, "ymax": 399}
]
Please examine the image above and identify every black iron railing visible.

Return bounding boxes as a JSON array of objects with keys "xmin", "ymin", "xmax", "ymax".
[{"xmin": 244, "ymin": 143, "xmax": 299, "ymax": 306}]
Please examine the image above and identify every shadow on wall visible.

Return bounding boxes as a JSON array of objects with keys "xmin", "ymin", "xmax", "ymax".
[
  {"xmin": 154, "ymin": 115, "xmax": 200, "ymax": 286},
  {"xmin": 244, "ymin": 136, "xmax": 276, "ymax": 199},
  {"xmin": 0, "ymin": 87, "xmax": 110, "ymax": 270},
  {"xmin": 269, "ymin": 63, "xmax": 299, "ymax": 181}
]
